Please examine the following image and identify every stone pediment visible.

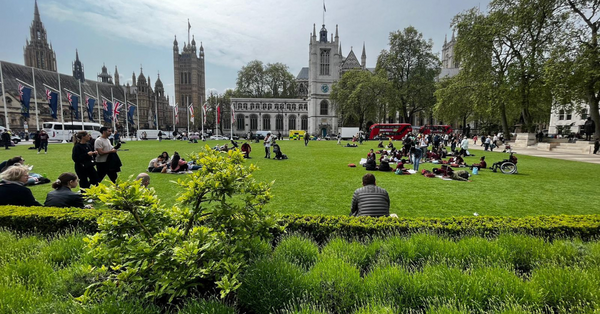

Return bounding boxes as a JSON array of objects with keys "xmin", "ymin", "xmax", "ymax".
[{"xmin": 341, "ymin": 50, "xmax": 361, "ymax": 70}]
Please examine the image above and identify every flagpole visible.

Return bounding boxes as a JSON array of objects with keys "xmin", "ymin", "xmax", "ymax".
[
  {"xmin": 125, "ymin": 89, "xmax": 129, "ymax": 140},
  {"xmin": 201, "ymin": 102, "xmax": 204, "ymax": 140},
  {"xmin": 155, "ymin": 92, "xmax": 158, "ymax": 131},
  {"xmin": 231, "ymin": 103, "xmax": 233, "ymax": 140},
  {"xmin": 58, "ymin": 72, "xmax": 66, "ymax": 143},
  {"xmin": 136, "ymin": 91, "xmax": 140, "ymax": 140},
  {"xmin": 172, "ymin": 103, "xmax": 175, "ymax": 135},
  {"xmin": 32, "ymin": 67, "xmax": 39, "ymax": 131},
  {"xmin": 78, "ymin": 79, "xmax": 84, "ymax": 130},
  {"xmin": 186, "ymin": 96, "xmax": 189, "ymax": 137},
  {"xmin": 0, "ymin": 62, "xmax": 8, "ymax": 130},
  {"xmin": 111, "ymin": 88, "xmax": 115, "ymax": 132},
  {"xmin": 96, "ymin": 83, "xmax": 101, "ymax": 126},
  {"xmin": 215, "ymin": 95, "xmax": 218, "ymax": 136}
]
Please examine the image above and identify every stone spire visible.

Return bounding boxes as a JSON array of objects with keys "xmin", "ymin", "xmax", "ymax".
[
  {"xmin": 114, "ymin": 66, "xmax": 120, "ymax": 86},
  {"xmin": 361, "ymin": 42, "xmax": 366, "ymax": 69},
  {"xmin": 335, "ymin": 24, "xmax": 339, "ymax": 41}
]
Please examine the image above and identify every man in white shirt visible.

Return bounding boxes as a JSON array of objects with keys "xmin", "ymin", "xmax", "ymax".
[
  {"xmin": 460, "ymin": 136, "xmax": 469, "ymax": 156},
  {"xmin": 263, "ymin": 132, "xmax": 273, "ymax": 158},
  {"xmin": 94, "ymin": 127, "xmax": 119, "ymax": 183}
]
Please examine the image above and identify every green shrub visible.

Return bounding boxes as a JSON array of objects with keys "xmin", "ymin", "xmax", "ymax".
[
  {"xmin": 497, "ymin": 234, "xmax": 548, "ymax": 273},
  {"xmin": 305, "ymin": 257, "xmax": 363, "ymax": 313},
  {"xmin": 273, "ymin": 234, "xmax": 319, "ymax": 270},
  {"xmin": 280, "ymin": 303, "xmax": 329, "ymax": 314},
  {"xmin": 39, "ymin": 232, "xmax": 86, "ymax": 268},
  {"xmin": 238, "ymin": 257, "xmax": 307, "ymax": 313},
  {"xmin": 362, "ymin": 264, "xmax": 414, "ymax": 308},
  {"xmin": 80, "ymin": 147, "xmax": 279, "ymax": 303},
  {"xmin": 178, "ymin": 298, "xmax": 237, "ymax": 314},
  {"xmin": 353, "ymin": 303, "xmax": 396, "ymax": 314}
]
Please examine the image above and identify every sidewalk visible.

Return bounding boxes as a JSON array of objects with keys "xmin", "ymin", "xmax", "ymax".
[{"xmin": 467, "ymin": 142, "xmax": 600, "ymax": 165}]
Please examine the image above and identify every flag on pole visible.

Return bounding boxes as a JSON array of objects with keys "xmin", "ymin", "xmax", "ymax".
[
  {"xmin": 46, "ymin": 89, "xmax": 58, "ymax": 119},
  {"xmin": 174, "ymin": 105, "xmax": 179, "ymax": 124},
  {"xmin": 127, "ymin": 103, "xmax": 136, "ymax": 125},
  {"xmin": 188, "ymin": 20, "xmax": 191, "ymax": 31},
  {"xmin": 86, "ymin": 96, "xmax": 95, "ymax": 122},
  {"xmin": 113, "ymin": 101, "xmax": 123, "ymax": 120},
  {"xmin": 67, "ymin": 92, "xmax": 80, "ymax": 120},
  {"xmin": 18, "ymin": 83, "xmax": 32, "ymax": 118},
  {"xmin": 188, "ymin": 103, "xmax": 194, "ymax": 123},
  {"xmin": 231, "ymin": 103, "xmax": 235, "ymax": 124},
  {"xmin": 216, "ymin": 103, "xmax": 221, "ymax": 123},
  {"xmin": 323, "ymin": 1, "xmax": 326, "ymax": 12},
  {"xmin": 102, "ymin": 99, "xmax": 112, "ymax": 123},
  {"xmin": 202, "ymin": 102, "xmax": 208, "ymax": 124}
]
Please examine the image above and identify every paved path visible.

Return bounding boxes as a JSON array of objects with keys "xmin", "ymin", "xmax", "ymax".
[{"xmin": 467, "ymin": 142, "xmax": 600, "ymax": 165}]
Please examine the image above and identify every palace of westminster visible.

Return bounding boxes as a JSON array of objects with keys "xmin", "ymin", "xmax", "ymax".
[{"xmin": 1, "ymin": 1, "xmax": 461, "ymax": 137}]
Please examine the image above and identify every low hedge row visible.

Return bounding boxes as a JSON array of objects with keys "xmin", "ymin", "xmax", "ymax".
[{"xmin": 1, "ymin": 206, "xmax": 599, "ymax": 240}]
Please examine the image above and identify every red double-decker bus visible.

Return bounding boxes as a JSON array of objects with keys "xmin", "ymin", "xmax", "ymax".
[
  {"xmin": 419, "ymin": 125, "xmax": 453, "ymax": 135},
  {"xmin": 368, "ymin": 123, "xmax": 413, "ymax": 140}
]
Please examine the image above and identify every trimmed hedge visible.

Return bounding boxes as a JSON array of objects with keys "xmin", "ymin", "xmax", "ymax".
[{"xmin": 1, "ymin": 206, "xmax": 600, "ymax": 240}]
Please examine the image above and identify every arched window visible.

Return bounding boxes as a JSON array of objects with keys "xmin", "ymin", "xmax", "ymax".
[
  {"xmin": 223, "ymin": 114, "xmax": 231, "ymax": 130},
  {"xmin": 276, "ymin": 114, "xmax": 284, "ymax": 131},
  {"xmin": 250, "ymin": 114, "xmax": 258, "ymax": 130},
  {"xmin": 236, "ymin": 114, "xmax": 245, "ymax": 130},
  {"xmin": 301, "ymin": 115, "xmax": 308, "ymax": 130},
  {"xmin": 243, "ymin": 103, "xmax": 248, "ymax": 110},
  {"xmin": 263, "ymin": 114, "xmax": 271, "ymax": 130},
  {"xmin": 320, "ymin": 100, "xmax": 328, "ymax": 115},
  {"xmin": 288, "ymin": 115, "xmax": 297, "ymax": 130}
]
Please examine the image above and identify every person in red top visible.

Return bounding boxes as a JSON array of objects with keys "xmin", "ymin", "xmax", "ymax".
[
  {"xmin": 38, "ymin": 130, "xmax": 49, "ymax": 154},
  {"xmin": 241, "ymin": 141, "xmax": 252, "ymax": 158}
]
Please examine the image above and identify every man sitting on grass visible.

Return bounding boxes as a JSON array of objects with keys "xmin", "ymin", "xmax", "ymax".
[{"xmin": 350, "ymin": 173, "xmax": 390, "ymax": 218}]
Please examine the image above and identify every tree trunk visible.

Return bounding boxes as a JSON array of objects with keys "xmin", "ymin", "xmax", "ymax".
[
  {"xmin": 587, "ymin": 91, "xmax": 600, "ymax": 140},
  {"xmin": 500, "ymin": 103, "xmax": 510, "ymax": 141}
]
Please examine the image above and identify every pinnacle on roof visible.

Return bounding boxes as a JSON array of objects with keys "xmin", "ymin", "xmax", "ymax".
[
  {"xmin": 34, "ymin": 0, "xmax": 40, "ymax": 22},
  {"xmin": 173, "ymin": 35, "xmax": 178, "ymax": 45},
  {"xmin": 361, "ymin": 42, "xmax": 366, "ymax": 58},
  {"xmin": 191, "ymin": 35, "xmax": 196, "ymax": 45}
]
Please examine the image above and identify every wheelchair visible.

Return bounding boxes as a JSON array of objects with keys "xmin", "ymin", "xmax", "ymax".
[{"xmin": 490, "ymin": 152, "xmax": 518, "ymax": 174}]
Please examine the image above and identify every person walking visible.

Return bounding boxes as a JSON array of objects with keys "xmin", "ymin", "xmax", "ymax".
[
  {"xmin": 38, "ymin": 130, "xmax": 49, "ymax": 154},
  {"xmin": 1, "ymin": 130, "xmax": 10, "ymax": 150},
  {"xmin": 72, "ymin": 131, "xmax": 99, "ymax": 189},
  {"xmin": 584, "ymin": 117, "xmax": 595, "ymax": 141},
  {"xmin": 264, "ymin": 132, "xmax": 273, "ymax": 158},
  {"xmin": 94, "ymin": 127, "xmax": 119, "ymax": 183}
]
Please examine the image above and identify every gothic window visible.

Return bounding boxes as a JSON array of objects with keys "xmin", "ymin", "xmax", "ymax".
[
  {"xmin": 37, "ymin": 31, "xmax": 41, "ymax": 40},
  {"xmin": 250, "ymin": 114, "xmax": 258, "ymax": 130},
  {"xmin": 180, "ymin": 72, "xmax": 184, "ymax": 84},
  {"xmin": 276, "ymin": 114, "xmax": 284, "ymax": 131},
  {"xmin": 268, "ymin": 104, "xmax": 272, "ymax": 110},
  {"xmin": 320, "ymin": 49, "xmax": 330, "ymax": 75},
  {"xmin": 263, "ymin": 114, "xmax": 271, "ymax": 130},
  {"xmin": 320, "ymin": 100, "xmax": 328, "ymax": 115},
  {"xmin": 559, "ymin": 110, "xmax": 565, "ymax": 120},
  {"xmin": 292, "ymin": 104, "xmax": 296, "ymax": 111},
  {"xmin": 288, "ymin": 115, "xmax": 297, "ymax": 130},
  {"xmin": 287, "ymin": 103, "xmax": 291, "ymax": 110},
  {"xmin": 301, "ymin": 115, "xmax": 308, "ymax": 130},
  {"xmin": 236, "ymin": 114, "xmax": 245, "ymax": 130},
  {"xmin": 262, "ymin": 103, "xmax": 267, "ymax": 110},
  {"xmin": 243, "ymin": 103, "xmax": 248, "ymax": 110},
  {"xmin": 250, "ymin": 103, "xmax": 254, "ymax": 110},
  {"xmin": 223, "ymin": 115, "xmax": 231, "ymax": 130}
]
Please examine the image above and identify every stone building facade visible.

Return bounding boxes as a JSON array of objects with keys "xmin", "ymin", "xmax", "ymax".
[
  {"xmin": 173, "ymin": 34, "xmax": 205, "ymax": 130},
  {"xmin": 23, "ymin": 0, "xmax": 57, "ymax": 72}
]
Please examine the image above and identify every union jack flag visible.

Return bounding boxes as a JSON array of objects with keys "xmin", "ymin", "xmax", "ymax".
[
  {"xmin": 113, "ymin": 101, "xmax": 123, "ymax": 120},
  {"xmin": 202, "ymin": 102, "xmax": 208, "ymax": 124},
  {"xmin": 174, "ymin": 105, "xmax": 179, "ymax": 124},
  {"xmin": 102, "ymin": 99, "xmax": 108, "ymax": 112},
  {"xmin": 67, "ymin": 92, "xmax": 73, "ymax": 107},
  {"xmin": 188, "ymin": 103, "xmax": 194, "ymax": 123},
  {"xmin": 18, "ymin": 84, "xmax": 24, "ymax": 101},
  {"xmin": 46, "ymin": 89, "xmax": 52, "ymax": 101}
]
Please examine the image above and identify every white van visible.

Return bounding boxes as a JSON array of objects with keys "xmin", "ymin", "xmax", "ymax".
[
  {"xmin": 137, "ymin": 129, "xmax": 168, "ymax": 140},
  {"xmin": 42, "ymin": 122, "xmax": 102, "ymax": 142}
]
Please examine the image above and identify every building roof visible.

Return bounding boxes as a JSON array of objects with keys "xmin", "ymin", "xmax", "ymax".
[
  {"xmin": 341, "ymin": 50, "xmax": 361, "ymax": 70},
  {"xmin": 296, "ymin": 67, "xmax": 309, "ymax": 80},
  {"xmin": 1, "ymin": 60, "xmax": 125, "ymax": 101}
]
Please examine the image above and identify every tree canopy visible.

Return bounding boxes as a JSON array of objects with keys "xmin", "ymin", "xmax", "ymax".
[{"xmin": 235, "ymin": 61, "xmax": 297, "ymax": 98}]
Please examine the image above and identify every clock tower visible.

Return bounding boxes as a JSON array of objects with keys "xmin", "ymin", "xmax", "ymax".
[{"xmin": 307, "ymin": 23, "xmax": 341, "ymax": 137}]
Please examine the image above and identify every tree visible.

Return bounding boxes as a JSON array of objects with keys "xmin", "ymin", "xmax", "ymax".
[
  {"xmin": 206, "ymin": 90, "xmax": 234, "ymax": 135},
  {"xmin": 376, "ymin": 26, "xmax": 441, "ymax": 123},
  {"xmin": 330, "ymin": 70, "xmax": 389, "ymax": 131},
  {"xmin": 546, "ymin": 0, "xmax": 600, "ymax": 138},
  {"xmin": 235, "ymin": 61, "xmax": 297, "ymax": 98}
]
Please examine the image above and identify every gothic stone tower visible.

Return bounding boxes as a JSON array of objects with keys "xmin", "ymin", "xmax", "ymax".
[
  {"xmin": 308, "ymin": 23, "xmax": 341, "ymax": 137},
  {"xmin": 173, "ymin": 33, "xmax": 205, "ymax": 129},
  {"xmin": 24, "ymin": 0, "xmax": 57, "ymax": 72},
  {"xmin": 72, "ymin": 50, "xmax": 85, "ymax": 82}
]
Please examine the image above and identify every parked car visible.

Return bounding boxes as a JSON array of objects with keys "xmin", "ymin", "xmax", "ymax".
[
  {"xmin": 11, "ymin": 134, "xmax": 21, "ymax": 144},
  {"xmin": 209, "ymin": 135, "xmax": 229, "ymax": 140}
]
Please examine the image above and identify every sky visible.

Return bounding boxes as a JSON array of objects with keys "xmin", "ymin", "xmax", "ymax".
[{"xmin": 0, "ymin": 0, "xmax": 490, "ymax": 102}]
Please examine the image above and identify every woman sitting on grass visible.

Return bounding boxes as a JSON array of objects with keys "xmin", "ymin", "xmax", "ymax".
[
  {"xmin": 0, "ymin": 164, "xmax": 42, "ymax": 206},
  {"xmin": 170, "ymin": 152, "xmax": 189, "ymax": 173},
  {"xmin": 44, "ymin": 172, "xmax": 85, "ymax": 208}
]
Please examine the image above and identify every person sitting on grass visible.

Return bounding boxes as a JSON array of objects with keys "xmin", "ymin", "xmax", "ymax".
[
  {"xmin": 367, "ymin": 149, "xmax": 376, "ymax": 162},
  {"xmin": 0, "ymin": 164, "xmax": 42, "ymax": 207},
  {"xmin": 44, "ymin": 172, "xmax": 85, "ymax": 208},
  {"xmin": 136, "ymin": 173, "xmax": 150, "ymax": 187},
  {"xmin": 470, "ymin": 156, "xmax": 487, "ymax": 170},
  {"xmin": 378, "ymin": 140, "xmax": 384, "ymax": 148},
  {"xmin": 241, "ymin": 141, "xmax": 252, "ymax": 158},
  {"xmin": 148, "ymin": 155, "xmax": 168, "ymax": 173},
  {"xmin": 350, "ymin": 173, "xmax": 390, "ymax": 217},
  {"xmin": 170, "ymin": 152, "xmax": 189, "ymax": 173}
]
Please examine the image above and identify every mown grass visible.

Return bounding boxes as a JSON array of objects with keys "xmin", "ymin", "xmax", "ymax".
[{"xmin": 4, "ymin": 139, "xmax": 600, "ymax": 216}]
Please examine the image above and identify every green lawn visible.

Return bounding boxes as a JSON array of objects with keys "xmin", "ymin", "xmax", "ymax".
[{"xmin": 4, "ymin": 139, "xmax": 600, "ymax": 217}]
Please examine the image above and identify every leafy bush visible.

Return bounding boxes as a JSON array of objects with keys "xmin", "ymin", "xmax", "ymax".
[
  {"xmin": 529, "ymin": 266, "xmax": 600, "ymax": 312},
  {"xmin": 178, "ymin": 298, "xmax": 237, "ymax": 314},
  {"xmin": 321, "ymin": 238, "xmax": 380, "ymax": 273},
  {"xmin": 238, "ymin": 257, "xmax": 307, "ymax": 313},
  {"xmin": 80, "ymin": 147, "xmax": 279, "ymax": 304},
  {"xmin": 273, "ymin": 234, "xmax": 319, "ymax": 270},
  {"xmin": 353, "ymin": 303, "xmax": 396, "ymax": 314}
]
